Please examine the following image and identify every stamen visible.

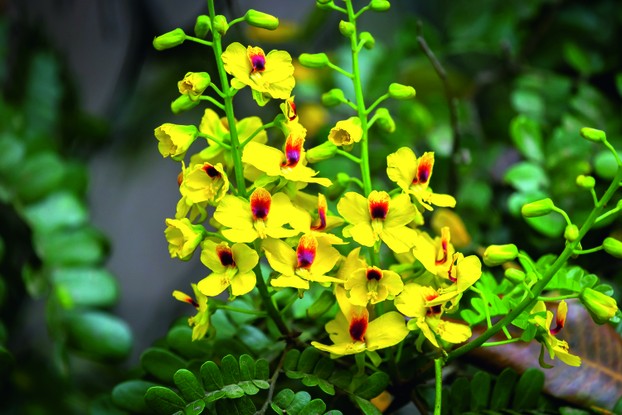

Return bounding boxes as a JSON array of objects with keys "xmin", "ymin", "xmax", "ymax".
[
  {"xmin": 349, "ymin": 314, "xmax": 368, "ymax": 342},
  {"xmin": 216, "ymin": 245, "xmax": 235, "ymax": 267},
  {"xmin": 366, "ymin": 267, "xmax": 383, "ymax": 281},
  {"xmin": 296, "ymin": 235, "xmax": 317, "ymax": 269},
  {"xmin": 250, "ymin": 188, "xmax": 271, "ymax": 220}
]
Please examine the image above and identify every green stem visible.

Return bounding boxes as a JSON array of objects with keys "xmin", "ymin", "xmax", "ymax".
[
  {"xmin": 595, "ymin": 205, "xmax": 621, "ymax": 224},
  {"xmin": 209, "ymin": 82, "xmax": 225, "ymax": 98},
  {"xmin": 349, "ymin": 177, "xmax": 365, "ymax": 191},
  {"xmin": 241, "ymin": 121, "xmax": 276, "ymax": 148},
  {"xmin": 354, "ymin": 5, "xmax": 371, "ymax": 20},
  {"xmin": 447, "ymin": 164, "xmax": 622, "ymax": 363},
  {"xmin": 326, "ymin": 61, "xmax": 354, "ymax": 79},
  {"xmin": 590, "ymin": 188, "xmax": 599, "ymax": 207},
  {"xmin": 215, "ymin": 305, "xmax": 267, "ymax": 316},
  {"xmin": 184, "ymin": 35, "xmax": 213, "ymax": 47},
  {"xmin": 208, "ymin": 0, "xmax": 247, "ymax": 197},
  {"xmin": 573, "ymin": 246, "xmax": 604, "ymax": 255},
  {"xmin": 366, "ymin": 93, "xmax": 389, "ymax": 115},
  {"xmin": 335, "ymin": 149, "xmax": 361, "ymax": 164},
  {"xmin": 198, "ymin": 132, "xmax": 231, "ymax": 149},
  {"xmin": 551, "ymin": 206, "xmax": 572, "ymax": 226},
  {"xmin": 228, "ymin": 16, "xmax": 245, "ymax": 27},
  {"xmin": 537, "ymin": 293, "xmax": 579, "ymax": 301},
  {"xmin": 470, "ymin": 287, "xmax": 493, "ymax": 329},
  {"xmin": 199, "ymin": 95, "xmax": 225, "ymax": 110},
  {"xmin": 482, "ymin": 338, "xmax": 522, "ymax": 347},
  {"xmin": 434, "ymin": 357, "xmax": 443, "ymax": 415}
]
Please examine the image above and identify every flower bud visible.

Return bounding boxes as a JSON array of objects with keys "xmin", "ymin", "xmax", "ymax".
[
  {"xmin": 244, "ymin": 9, "xmax": 279, "ymax": 30},
  {"xmin": 603, "ymin": 237, "xmax": 622, "ymax": 258},
  {"xmin": 153, "ymin": 28, "xmax": 186, "ymax": 51},
  {"xmin": 298, "ymin": 53, "xmax": 330, "ymax": 68},
  {"xmin": 575, "ymin": 174, "xmax": 595, "ymax": 189},
  {"xmin": 213, "ymin": 15, "xmax": 228, "ymax": 35},
  {"xmin": 369, "ymin": 0, "xmax": 391, "ymax": 11},
  {"xmin": 316, "ymin": 0, "xmax": 334, "ymax": 8},
  {"xmin": 521, "ymin": 198, "xmax": 555, "ymax": 218},
  {"xmin": 326, "ymin": 173, "xmax": 350, "ymax": 200},
  {"xmin": 306, "ymin": 141, "xmax": 338, "ymax": 163},
  {"xmin": 504, "ymin": 268, "xmax": 526, "ymax": 284},
  {"xmin": 580, "ymin": 287, "xmax": 618, "ymax": 324},
  {"xmin": 164, "ymin": 218, "xmax": 206, "ymax": 261},
  {"xmin": 388, "ymin": 83, "xmax": 416, "ymax": 100},
  {"xmin": 359, "ymin": 32, "xmax": 375, "ymax": 49},
  {"xmin": 374, "ymin": 108, "xmax": 395, "ymax": 133},
  {"xmin": 171, "ymin": 95, "xmax": 200, "ymax": 114},
  {"xmin": 178, "ymin": 72, "xmax": 211, "ymax": 101},
  {"xmin": 483, "ymin": 244, "xmax": 518, "ymax": 267},
  {"xmin": 321, "ymin": 88, "xmax": 346, "ymax": 107},
  {"xmin": 194, "ymin": 15, "xmax": 211, "ymax": 38},
  {"xmin": 154, "ymin": 124, "xmax": 199, "ymax": 161},
  {"xmin": 339, "ymin": 20, "xmax": 355, "ymax": 37},
  {"xmin": 564, "ymin": 224, "xmax": 580, "ymax": 242},
  {"xmin": 580, "ymin": 127, "xmax": 606, "ymax": 143}
]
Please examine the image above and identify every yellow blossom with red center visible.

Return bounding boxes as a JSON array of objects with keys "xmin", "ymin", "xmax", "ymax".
[
  {"xmin": 179, "ymin": 161, "xmax": 229, "ymax": 206},
  {"xmin": 311, "ymin": 286, "xmax": 409, "ymax": 357},
  {"xmin": 344, "ymin": 265, "xmax": 404, "ymax": 306},
  {"xmin": 242, "ymin": 124, "xmax": 331, "ymax": 187},
  {"xmin": 263, "ymin": 234, "xmax": 342, "ymax": 290},
  {"xmin": 395, "ymin": 283, "xmax": 472, "ymax": 349},
  {"xmin": 530, "ymin": 301, "xmax": 581, "ymax": 366},
  {"xmin": 386, "ymin": 147, "xmax": 456, "ymax": 210},
  {"xmin": 197, "ymin": 240, "xmax": 259, "ymax": 298},
  {"xmin": 164, "ymin": 218, "xmax": 206, "ymax": 261},
  {"xmin": 337, "ymin": 191, "xmax": 419, "ymax": 253},
  {"xmin": 172, "ymin": 284, "xmax": 210, "ymax": 340},
  {"xmin": 221, "ymin": 43, "xmax": 295, "ymax": 99},
  {"xmin": 213, "ymin": 188, "xmax": 305, "ymax": 243}
]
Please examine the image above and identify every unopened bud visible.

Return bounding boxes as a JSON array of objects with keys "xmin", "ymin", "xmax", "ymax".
[
  {"xmin": 580, "ymin": 127, "xmax": 606, "ymax": 143},
  {"xmin": 321, "ymin": 88, "xmax": 346, "ymax": 107},
  {"xmin": 171, "ymin": 95, "xmax": 200, "ymax": 114},
  {"xmin": 245, "ymin": 9, "xmax": 279, "ymax": 30},
  {"xmin": 213, "ymin": 15, "xmax": 228, "ymax": 35},
  {"xmin": 360, "ymin": 32, "xmax": 375, "ymax": 49},
  {"xmin": 369, "ymin": 0, "xmax": 391, "ymax": 11},
  {"xmin": 194, "ymin": 15, "xmax": 211, "ymax": 38},
  {"xmin": 153, "ymin": 28, "xmax": 186, "ymax": 51},
  {"xmin": 298, "ymin": 53, "xmax": 330, "ymax": 68},
  {"xmin": 521, "ymin": 198, "xmax": 555, "ymax": 218},
  {"xmin": 306, "ymin": 141, "xmax": 338, "ymax": 163},
  {"xmin": 178, "ymin": 72, "xmax": 211, "ymax": 101},
  {"xmin": 339, "ymin": 20, "xmax": 355, "ymax": 37},
  {"xmin": 374, "ymin": 108, "xmax": 395, "ymax": 133},
  {"xmin": 326, "ymin": 173, "xmax": 349, "ymax": 200},
  {"xmin": 388, "ymin": 83, "xmax": 416, "ymax": 100},
  {"xmin": 564, "ymin": 224, "xmax": 580, "ymax": 242},
  {"xmin": 580, "ymin": 287, "xmax": 618, "ymax": 324},
  {"xmin": 504, "ymin": 268, "xmax": 526, "ymax": 284},
  {"xmin": 575, "ymin": 174, "xmax": 595, "ymax": 189},
  {"xmin": 316, "ymin": 0, "xmax": 334, "ymax": 9},
  {"xmin": 483, "ymin": 244, "xmax": 519, "ymax": 267},
  {"xmin": 603, "ymin": 237, "xmax": 622, "ymax": 258}
]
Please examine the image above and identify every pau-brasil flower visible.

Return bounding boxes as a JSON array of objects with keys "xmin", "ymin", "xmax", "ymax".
[
  {"xmin": 155, "ymin": 123, "xmax": 199, "ymax": 161},
  {"xmin": 164, "ymin": 218, "xmax": 206, "ymax": 261},
  {"xmin": 337, "ymin": 191, "xmax": 418, "ymax": 253},
  {"xmin": 386, "ymin": 147, "xmax": 455, "ymax": 210},
  {"xmin": 172, "ymin": 284, "xmax": 210, "ymax": 340},
  {"xmin": 344, "ymin": 265, "xmax": 404, "ymax": 306},
  {"xmin": 179, "ymin": 161, "xmax": 229, "ymax": 206},
  {"xmin": 197, "ymin": 240, "xmax": 259, "ymax": 297},
  {"xmin": 328, "ymin": 117, "xmax": 363, "ymax": 147},
  {"xmin": 311, "ymin": 287, "xmax": 409, "ymax": 356},
  {"xmin": 178, "ymin": 71, "xmax": 211, "ymax": 101},
  {"xmin": 530, "ymin": 301, "xmax": 581, "ymax": 366},
  {"xmin": 222, "ymin": 42, "xmax": 295, "ymax": 99}
]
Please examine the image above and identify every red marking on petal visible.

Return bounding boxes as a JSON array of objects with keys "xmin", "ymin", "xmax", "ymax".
[
  {"xmin": 447, "ymin": 254, "xmax": 458, "ymax": 283},
  {"xmin": 281, "ymin": 134, "xmax": 304, "ymax": 168},
  {"xmin": 202, "ymin": 164, "xmax": 221, "ymax": 178},
  {"xmin": 177, "ymin": 171, "xmax": 184, "ymax": 187},
  {"xmin": 436, "ymin": 240, "xmax": 448, "ymax": 266},
  {"xmin": 349, "ymin": 314, "xmax": 368, "ymax": 342},
  {"xmin": 288, "ymin": 101, "xmax": 297, "ymax": 120},
  {"xmin": 296, "ymin": 235, "xmax": 317, "ymax": 269},
  {"xmin": 366, "ymin": 267, "xmax": 383, "ymax": 281},
  {"xmin": 368, "ymin": 192, "xmax": 390, "ymax": 220},
  {"xmin": 413, "ymin": 152, "xmax": 434, "ymax": 185},
  {"xmin": 216, "ymin": 244, "xmax": 236, "ymax": 267},
  {"xmin": 425, "ymin": 293, "xmax": 442, "ymax": 316},
  {"xmin": 247, "ymin": 46, "xmax": 266, "ymax": 74},
  {"xmin": 183, "ymin": 296, "xmax": 199, "ymax": 308},
  {"xmin": 250, "ymin": 188, "xmax": 271, "ymax": 220},
  {"xmin": 551, "ymin": 306, "xmax": 566, "ymax": 335},
  {"xmin": 311, "ymin": 194, "xmax": 328, "ymax": 231}
]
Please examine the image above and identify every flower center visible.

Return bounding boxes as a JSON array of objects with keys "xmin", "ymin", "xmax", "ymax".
[
  {"xmin": 216, "ymin": 245, "xmax": 235, "ymax": 267},
  {"xmin": 368, "ymin": 191, "xmax": 390, "ymax": 220},
  {"xmin": 203, "ymin": 164, "xmax": 220, "ymax": 178},
  {"xmin": 250, "ymin": 188, "xmax": 271, "ymax": 220},
  {"xmin": 366, "ymin": 267, "xmax": 382, "ymax": 281},
  {"xmin": 412, "ymin": 152, "xmax": 433, "ymax": 185},
  {"xmin": 296, "ymin": 235, "xmax": 317, "ymax": 269},
  {"xmin": 349, "ymin": 314, "xmax": 368, "ymax": 342},
  {"xmin": 281, "ymin": 134, "xmax": 304, "ymax": 169},
  {"xmin": 247, "ymin": 46, "xmax": 266, "ymax": 74},
  {"xmin": 425, "ymin": 293, "xmax": 442, "ymax": 316}
]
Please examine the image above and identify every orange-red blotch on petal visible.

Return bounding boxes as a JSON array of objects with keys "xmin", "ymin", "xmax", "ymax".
[
  {"xmin": 366, "ymin": 266, "xmax": 383, "ymax": 281},
  {"xmin": 282, "ymin": 96, "xmax": 297, "ymax": 121},
  {"xmin": 247, "ymin": 46, "xmax": 266, "ymax": 74},
  {"xmin": 172, "ymin": 290, "xmax": 199, "ymax": 308},
  {"xmin": 216, "ymin": 244, "xmax": 235, "ymax": 267},
  {"xmin": 296, "ymin": 234, "xmax": 318, "ymax": 269},
  {"xmin": 281, "ymin": 134, "xmax": 304, "ymax": 169},
  {"xmin": 414, "ymin": 152, "xmax": 434, "ymax": 185},
  {"xmin": 551, "ymin": 301, "xmax": 567, "ymax": 335},
  {"xmin": 349, "ymin": 313, "xmax": 368, "ymax": 342},
  {"xmin": 435, "ymin": 228, "xmax": 451, "ymax": 266},
  {"xmin": 311, "ymin": 194, "xmax": 328, "ymax": 231},
  {"xmin": 425, "ymin": 293, "xmax": 442, "ymax": 316},
  {"xmin": 250, "ymin": 188, "xmax": 272, "ymax": 220},
  {"xmin": 368, "ymin": 191, "xmax": 390, "ymax": 220},
  {"xmin": 202, "ymin": 163, "xmax": 221, "ymax": 178}
]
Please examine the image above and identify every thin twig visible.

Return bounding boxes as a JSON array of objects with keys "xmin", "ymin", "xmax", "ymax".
[{"xmin": 257, "ymin": 349, "xmax": 288, "ymax": 415}]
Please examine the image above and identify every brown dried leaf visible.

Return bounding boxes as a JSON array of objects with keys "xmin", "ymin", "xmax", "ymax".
[{"xmin": 468, "ymin": 300, "xmax": 622, "ymax": 411}]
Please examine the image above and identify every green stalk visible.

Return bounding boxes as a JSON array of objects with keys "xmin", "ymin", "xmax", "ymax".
[
  {"xmin": 434, "ymin": 357, "xmax": 443, "ymax": 415},
  {"xmin": 207, "ymin": 0, "xmax": 247, "ymax": 197},
  {"xmin": 447, "ymin": 165, "xmax": 622, "ymax": 362}
]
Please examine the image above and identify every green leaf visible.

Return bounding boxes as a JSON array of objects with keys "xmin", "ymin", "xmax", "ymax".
[
  {"xmin": 307, "ymin": 289, "xmax": 336, "ymax": 319},
  {"xmin": 50, "ymin": 268, "xmax": 118, "ymax": 308},
  {"xmin": 274, "ymin": 390, "xmax": 311, "ymax": 414},
  {"xmin": 594, "ymin": 150, "xmax": 620, "ymax": 180},
  {"xmin": 144, "ymin": 386, "xmax": 186, "ymax": 415},
  {"xmin": 272, "ymin": 388, "xmax": 295, "ymax": 412},
  {"xmin": 299, "ymin": 399, "xmax": 327, "ymax": 415},
  {"xmin": 166, "ymin": 326, "xmax": 212, "ymax": 359},
  {"xmin": 504, "ymin": 162, "xmax": 548, "ymax": 193},
  {"xmin": 470, "ymin": 371, "xmax": 491, "ymax": 410},
  {"xmin": 90, "ymin": 395, "xmax": 128, "ymax": 415},
  {"xmin": 313, "ymin": 357, "xmax": 335, "ymax": 379},
  {"xmin": 510, "ymin": 115, "xmax": 544, "ymax": 163},
  {"xmin": 354, "ymin": 372, "xmax": 389, "ymax": 400},
  {"xmin": 236, "ymin": 325, "xmax": 271, "ymax": 354},
  {"xmin": 525, "ymin": 214, "xmax": 566, "ymax": 238},
  {"xmin": 511, "ymin": 89, "xmax": 545, "ymax": 119},
  {"xmin": 184, "ymin": 399, "xmax": 205, "ymax": 415},
  {"xmin": 512, "ymin": 368, "xmax": 545, "ymax": 409},
  {"xmin": 222, "ymin": 384, "xmax": 245, "ymax": 399},
  {"xmin": 64, "ymin": 310, "xmax": 132, "ymax": 361},
  {"xmin": 14, "ymin": 152, "xmax": 65, "ymax": 203},
  {"xmin": 111, "ymin": 380, "xmax": 158, "ymax": 413},
  {"xmin": 221, "ymin": 354, "xmax": 240, "ymax": 385},
  {"xmin": 34, "ymin": 226, "xmax": 107, "ymax": 266},
  {"xmin": 490, "ymin": 368, "xmax": 518, "ymax": 410},
  {"xmin": 141, "ymin": 347, "xmax": 187, "ymax": 383},
  {"xmin": 255, "ymin": 357, "xmax": 269, "ymax": 379},
  {"xmin": 239, "ymin": 354, "xmax": 255, "ymax": 381},
  {"xmin": 352, "ymin": 395, "xmax": 381, "ymax": 415},
  {"xmin": 283, "ymin": 349, "xmax": 300, "ymax": 371},
  {"xmin": 0, "ymin": 133, "xmax": 25, "ymax": 178},
  {"xmin": 22, "ymin": 191, "xmax": 87, "ymax": 234},
  {"xmin": 297, "ymin": 347, "xmax": 322, "ymax": 373},
  {"xmin": 174, "ymin": 369, "xmax": 204, "ymax": 402},
  {"xmin": 201, "ymin": 360, "xmax": 224, "ymax": 390},
  {"xmin": 449, "ymin": 377, "xmax": 470, "ymax": 415}
]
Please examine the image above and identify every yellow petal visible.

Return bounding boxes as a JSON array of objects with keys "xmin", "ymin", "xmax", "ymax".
[
  {"xmin": 232, "ymin": 243, "xmax": 259, "ymax": 273},
  {"xmin": 200, "ymin": 240, "xmax": 227, "ymax": 273},
  {"xmin": 197, "ymin": 273, "xmax": 229, "ymax": 297},
  {"xmin": 242, "ymin": 141, "xmax": 283, "ymax": 176},
  {"xmin": 385, "ymin": 193, "xmax": 417, "ymax": 228},
  {"xmin": 337, "ymin": 192, "xmax": 370, "ymax": 225},
  {"xmin": 262, "ymin": 237, "xmax": 297, "ymax": 276},
  {"xmin": 386, "ymin": 147, "xmax": 417, "ymax": 191},
  {"xmin": 365, "ymin": 312, "xmax": 409, "ymax": 351},
  {"xmin": 214, "ymin": 195, "xmax": 253, "ymax": 229},
  {"xmin": 434, "ymin": 320, "xmax": 472, "ymax": 344},
  {"xmin": 381, "ymin": 225, "xmax": 418, "ymax": 253},
  {"xmin": 230, "ymin": 271, "xmax": 257, "ymax": 296},
  {"xmin": 270, "ymin": 273, "xmax": 309, "ymax": 289}
]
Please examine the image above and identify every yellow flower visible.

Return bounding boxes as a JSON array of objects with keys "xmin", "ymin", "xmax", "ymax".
[
  {"xmin": 311, "ymin": 286, "xmax": 409, "ymax": 356},
  {"xmin": 242, "ymin": 124, "xmax": 331, "ymax": 187},
  {"xmin": 179, "ymin": 161, "xmax": 229, "ymax": 205},
  {"xmin": 197, "ymin": 240, "xmax": 258, "ymax": 297},
  {"xmin": 155, "ymin": 123, "xmax": 199, "ymax": 161},
  {"xmin": 172, "ymin": 284, "xmax": 210, "ymax": 340},
  {"xmin": 411, "ymin": 226, "xmax": 456, "ymax": 278},
  {"xmin": 386, "ymin": 147, "xmax": 456, "ymax": 210},
  {"xmin": 164, "ymin": 218, "xmax": 206, "ymax": 261},
  {"xmin": 221, "ymin": 42, "xmax": 295, "ymax": 99},
  {"xmin": 280, "ymin": 96, "xmax": 298, "ymax": 122},
  {"xmin": 191, "ymin": 109, "xmax": 267, "ymax": 169},
  {"xmin": 345, "ymin": 266, "xmax": 404, "ymax": 306},
  {"xmin": 530, "ymin": 301, "xmax": 581, "ymax": 367},
  {"xmin": 336, "ymin": 247, "xmax": 367, "ymax": 282},
  {"xmin": 213, "ymin": 188, "xmax": 304, "ymax": 243},
  {"xmin": 395, "ymin": 283, "xmax": 472, "ymax": 348},
  {"xmin": 177, "ymin": 72, "xmax": 211, "ymax": 101},
  {"xmin": 263, "ymin": 234, "xmax": 342, "ymax": 290},
  {"xmin": 328, "ymin": 117, "xmax": 363, "ymax": 147},
  {"xmin": 337, "ymin": 191, "xmax": 419, "ymax": 253}
]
